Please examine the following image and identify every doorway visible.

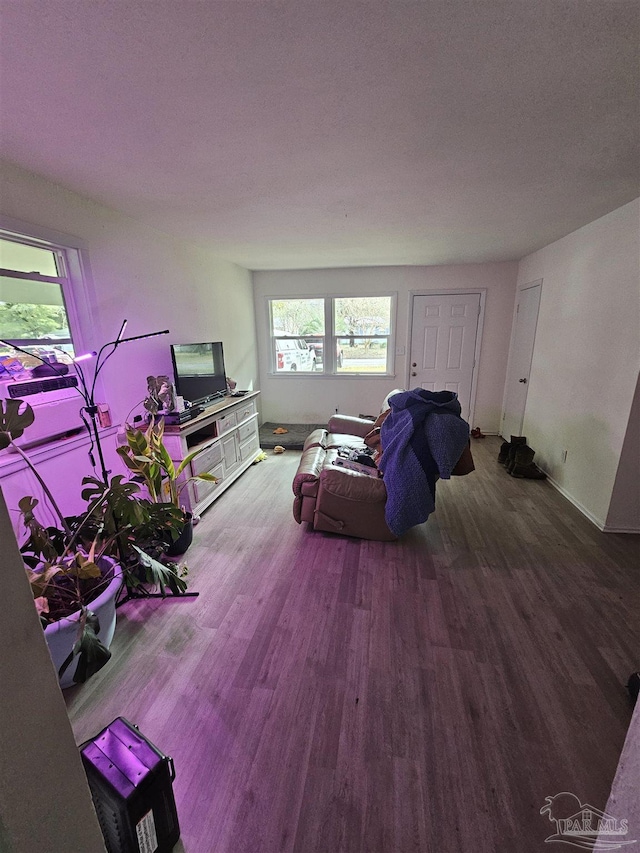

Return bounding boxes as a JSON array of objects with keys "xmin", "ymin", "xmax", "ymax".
[
  {"xmin": 501, "ymin": 280, "xmax": 542, "ymax": 438},
  {"xmin": 408, "ymin": 292, "xmax": 483, "ymax": 423}
]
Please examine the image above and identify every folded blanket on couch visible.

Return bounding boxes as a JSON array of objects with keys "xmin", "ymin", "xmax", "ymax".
[{"xmin": 378, "ymin": 388, "xmax": 470, "ymax": 536}]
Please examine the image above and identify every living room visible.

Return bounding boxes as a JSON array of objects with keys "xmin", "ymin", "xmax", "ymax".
[{"xmin": 1, "ymin": 2, "xmax": 639, "ymax": 852}]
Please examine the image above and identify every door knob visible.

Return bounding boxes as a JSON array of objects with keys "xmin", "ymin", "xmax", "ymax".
[
  {"xmin": 411, "ymin": 371, "xmax": 417, "ymax": 376},
  {"xmin": 519, "ymin": 378, "xmax": 527, "ymax": 383},
  {"xmin": 412, "ymin": 363, "xmax": 417, "ymax": 367}
]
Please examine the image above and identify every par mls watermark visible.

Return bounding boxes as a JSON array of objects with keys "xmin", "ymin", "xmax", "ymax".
[{"xmin": 540, "ymin": 791, "xmax": 637, "ymax": 850}]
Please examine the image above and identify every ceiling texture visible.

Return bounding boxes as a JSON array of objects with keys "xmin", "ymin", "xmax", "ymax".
[{"xmin": 0, "ymin": 1, "xmax": 638, "ymax": 270}]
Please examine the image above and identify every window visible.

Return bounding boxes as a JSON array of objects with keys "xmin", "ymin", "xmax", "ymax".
[
  {"xmin": 269, "ymin": 295, "xmax": 394, "ymax": 374},
  {"xmin": 0, "ymin": 233, "xmax": 78, "ymax": 368}
]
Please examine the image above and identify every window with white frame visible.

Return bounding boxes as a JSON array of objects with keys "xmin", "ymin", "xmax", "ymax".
[
  {"xmin": 269, "ymin": 295, "xmax": 394, "ymax": 375},
  {"xmin": 0, "ymin": 232, "xmax": 79, "ymax": 368}
]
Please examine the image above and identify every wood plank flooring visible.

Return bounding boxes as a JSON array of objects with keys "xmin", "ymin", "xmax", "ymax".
[{"xmin": 66, "ymin": 438, "xmax": 640, "ymax": 853}]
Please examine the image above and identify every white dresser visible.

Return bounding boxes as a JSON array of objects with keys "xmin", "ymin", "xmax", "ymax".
[{"xmin": 162, "ymin": 391, "xmax": 260, "ymax": 516}]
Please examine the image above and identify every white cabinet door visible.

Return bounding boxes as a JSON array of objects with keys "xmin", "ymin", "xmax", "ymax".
[{"xmin": 222, "ymin": 433, "xmax": 239, "ymax": 472}]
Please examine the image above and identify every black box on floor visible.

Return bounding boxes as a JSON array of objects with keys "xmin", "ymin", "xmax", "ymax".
[{"xmin": 80, "ymin": 717, "xmax": 180, "ymax": 853}]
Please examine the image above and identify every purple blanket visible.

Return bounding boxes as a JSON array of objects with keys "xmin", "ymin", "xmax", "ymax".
[{"xmin": 378, "ymin": 389, "xmax": 470, "ymax": 536}]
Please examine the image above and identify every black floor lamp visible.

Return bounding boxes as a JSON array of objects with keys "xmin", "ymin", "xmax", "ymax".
[
  {"xmin": 1, "ymin": 320, "xmax": 169, "ymax": 483},
  {"xmin": 2, "ymin": 321, "xmax": 199, "ymax": 603}
]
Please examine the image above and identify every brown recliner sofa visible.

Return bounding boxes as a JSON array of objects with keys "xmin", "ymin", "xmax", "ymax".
[{"xmin": 292, "ymin": 391, "xmax": 474, "ymax": 541}]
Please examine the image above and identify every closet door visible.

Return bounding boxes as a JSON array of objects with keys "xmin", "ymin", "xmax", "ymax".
[{"xmin": 501, "ymin": 281, "xmax": 542, "ymax": 439}]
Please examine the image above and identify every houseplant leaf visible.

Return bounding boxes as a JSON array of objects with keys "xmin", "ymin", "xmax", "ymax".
[
  {"xmin": 70, "ymin": 553, "xmax": 102, "ymax": 580},
  {"xmin": 58, "ymin": 608, "xmax": 112, "ymax": 684},
  {"xmin": 26, "ymin": 564, "xmax": 63, "ymax": 599},
  {"xmin": 132, "ymin": 545, "xmax": 188, "ymax": 596},
  {"xmin": 126, "ymin": 424, "xmax": 150, "ymax": 456},
  {"xmin": 0, "ymin": 398, "xmax": 35, "ymax": 448},
  {"xmin": 155, "ymin": 442, "xmax": 175, "ymax": 480},
  {"xmin": 19, "ymin": 498, "xmax": 63, "ymax": 563}
]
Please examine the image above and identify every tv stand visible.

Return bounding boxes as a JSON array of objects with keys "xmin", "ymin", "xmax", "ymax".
[{"xmin": 161, "ymin": 391, "xmax": 260, "ymax": 517}]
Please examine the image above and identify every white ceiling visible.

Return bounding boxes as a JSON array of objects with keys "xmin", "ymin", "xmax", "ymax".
[{"xmin": 0, "ymin": 1, "xmax": 638, "ymax": 270}]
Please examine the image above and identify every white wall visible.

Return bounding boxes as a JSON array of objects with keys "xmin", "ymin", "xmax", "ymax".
[
  {"xmin": 517, "ymin": 199, "xmax": 640, "ymax": 529},
  {"xmin": 0, "ymin": 161, "xmax": 258, "ymax": 428},
  {"xmin": 254, "ymin": 263, "xmax": 517, "ymax": 426},
  {"xmin": 606, "ymin": 370, "xmax": 640, "ymax": 532}
]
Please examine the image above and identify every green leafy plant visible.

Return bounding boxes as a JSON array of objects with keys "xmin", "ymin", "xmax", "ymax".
[
  {"xmin": 80, "ymin": 474, "xmax": 189, "ymax": 595},
  {"xmin": 19, "ymin": 493, "xmax": 121, "ymax": 683},
  {"xmin": 117, "ymin": 417, "xmax": 218, "ymax": 509},
  {"xmin": 4, "ymin": 398, "xmax": 193, "ymax": 683},
  {"xmin": 3, "ymin": 398, "xmax": 121, "ymax": 682}
]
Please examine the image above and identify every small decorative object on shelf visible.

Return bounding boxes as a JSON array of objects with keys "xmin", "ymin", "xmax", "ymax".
[{"xmin": 144, "ymin": 375, "xmax": 177, "ymax": 418}]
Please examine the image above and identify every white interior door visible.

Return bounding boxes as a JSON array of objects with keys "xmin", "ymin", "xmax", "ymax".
[
  {"xmin": 409, "ymin": 293, "xmax": 481, "ymax": 422},
  {"xmin": 501, "ymin": 280, "xmax": 542, "ymax": 439}
]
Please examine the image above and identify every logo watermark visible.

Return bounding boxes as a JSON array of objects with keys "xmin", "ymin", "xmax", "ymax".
[{"xmin": 540, "ymin": 792, "xmax": 637, "ymax": 850}]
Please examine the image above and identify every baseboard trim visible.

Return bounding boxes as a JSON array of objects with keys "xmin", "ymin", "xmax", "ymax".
[
  {"xmin": 602, "ymin": 524, "xmax": 640, "ymax": 534},
  {"xmin": 544, "ymin": 473, "xmax": 640, "ymax": 535},
  {"xmin": 544, "ymin": 473, "xmax": 607, "ymax": 531}
]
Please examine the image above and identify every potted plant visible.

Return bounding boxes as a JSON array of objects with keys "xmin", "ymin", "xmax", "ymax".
[
  {"xmin": 19, "ymin": 493, "xmax": 124, "ymax": 688},
  {"xmin": 116, "ymin": 417, "xmax": 218, "ymax": 555},
  {"xmin": 79, "ymin": 473, "xmax": 191, "ymax": 593},
  {"xmin": 1, "ymin": 398, "xmax": 192, "ymax": 686},
  {"xmin": 1, "ymin": 399, "xmax": 120, "ymax": 686}
]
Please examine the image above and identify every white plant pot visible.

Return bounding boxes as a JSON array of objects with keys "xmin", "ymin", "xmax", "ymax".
[{"xmin": 43, "ymin": 557, "xmax": 123, "ymax": 689}]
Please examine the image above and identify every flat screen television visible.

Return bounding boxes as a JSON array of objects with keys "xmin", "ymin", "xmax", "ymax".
[{"xmin": 170, "ymin": 342, "xmax": 227, "ymax": 405}]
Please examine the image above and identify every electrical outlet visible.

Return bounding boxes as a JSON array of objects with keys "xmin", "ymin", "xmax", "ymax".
[{"xmin": 562, "ymin": 449, "xmax": 568, "ymax": 463}]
